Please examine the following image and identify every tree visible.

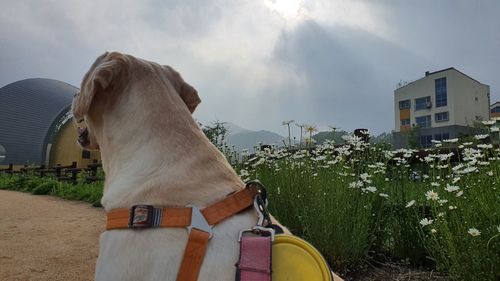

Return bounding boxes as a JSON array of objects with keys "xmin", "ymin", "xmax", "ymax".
[
  {"xmin": 404, "ymin": 125, "xmax": 421, "ymax": 149},
  {"xmin": 200, "ymin": 120, "xmax": 228, "ymax": 150}
]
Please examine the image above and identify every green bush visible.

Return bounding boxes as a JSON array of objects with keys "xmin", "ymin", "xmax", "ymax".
[
  {"xmin": 0, "ymin": 173, "xmax": 103, "ymax": 206},
  {"xmin": 32, "ymin": 181, "xmax": 57, "ymax": 195}
]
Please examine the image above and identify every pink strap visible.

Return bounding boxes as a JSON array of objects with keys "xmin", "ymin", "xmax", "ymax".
[{"xmin": 237, "ymin": 236, "xmax": 272, "ymax": 281}]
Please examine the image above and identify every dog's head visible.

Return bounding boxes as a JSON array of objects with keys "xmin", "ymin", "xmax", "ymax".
[{"xmin": 72, "ymin": 52, "xmax": 201, "ymax": 150}]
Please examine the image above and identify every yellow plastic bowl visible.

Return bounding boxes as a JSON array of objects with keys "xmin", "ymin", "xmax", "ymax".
[{"xmin": 272, "ymin": 235, "xmax": 333, "ymax": 281}]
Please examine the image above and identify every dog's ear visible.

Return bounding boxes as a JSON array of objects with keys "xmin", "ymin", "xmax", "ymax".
[
  {"xmin": 163, "ymin": 65, "xmax": 201, "ymax": 113},
  {"xmin": 73, "ymin": 52, "xmax": 127, "ymax": 120},
  {"xmin": 179, "ymin": 81, "xmax": 201, "ymax": 113}
]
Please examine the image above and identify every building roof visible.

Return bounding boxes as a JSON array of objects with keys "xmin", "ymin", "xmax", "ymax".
[
  {"xmin": 395, "ymin": 67, "xmax": 486, "ymax": 92},
  {"xmin": 0, "ymin": 78, "xmax": 78, "ymax": 165},
  {"xmin": 491, "ymin": 101, "xmax": 500, "ymax": 108}
]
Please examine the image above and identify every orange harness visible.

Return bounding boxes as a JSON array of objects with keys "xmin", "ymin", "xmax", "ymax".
[{"xmin": 106, "ymin": 184, "xmax": 262, "ymax": 281}]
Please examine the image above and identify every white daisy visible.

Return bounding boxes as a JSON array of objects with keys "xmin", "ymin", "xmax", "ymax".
[
  {"xmin": 365, "ymin": 186, "xmax": 377, "ymax": 193},
  {"xmin": 445, "ymin": 184, "xmax": 460, "ymax": 192},
  {"xmin": 467, "ymin": 228, "xmax": 481, "ymax": 237},
  {"xmin": 425, "ymin": 190, "xmax": 440, "ymax": 201},
  {"xmin": 420, "ymin": 218, "xmax": 433, "ymax": 226},
  {"xmin": 406, "ymin": 200, "xmax": 416, "ymax": 208}
]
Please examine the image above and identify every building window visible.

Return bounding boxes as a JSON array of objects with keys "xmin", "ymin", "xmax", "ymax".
[
  {"xmin": 399, "ymin": 99, "xmax": 411, "ymax": 109},
  {"xmin": 435, "ymin": 112, "xmax": 449, "ymax": 122},
  {"xmin": 415, "ymin": 115, "xmax": 431, "ymax": 128},
  {"xmin": 434, "ymin": 133, "xmax": 450, "ymax": 141},
  {"xmin": 419, "ymin": 135, "xmax": 432, "ymax": 148},
  {"xmin": 415, "ymin": 96, "xmax": 431, "ymax": 110},
  {"xmin": 400, "ymin": 118, "xmax": 410, "ymax": 126},
  {"xmin": 82, "ymin": 150, "xmax": 91, "ymax": 159},
  {"xmin": 491, "ymin": 106, "xmax": 500, "ymax": 113},
  {"xmin": 435, "ymin": 77, "xmax": 447, "ymax": 107}
]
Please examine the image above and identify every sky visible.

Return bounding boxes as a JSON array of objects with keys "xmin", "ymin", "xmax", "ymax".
[{"xmin": 1, "ymin": 0, "xmax": 499, "ymax": 137}]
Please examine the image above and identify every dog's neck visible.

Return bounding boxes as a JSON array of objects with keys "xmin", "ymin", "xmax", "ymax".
[{"xmin": 95, "ymin": 90, "xmax": 244, "ymax": 211}]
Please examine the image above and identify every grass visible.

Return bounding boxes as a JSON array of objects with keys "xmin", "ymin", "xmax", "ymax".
[{"xmin": 1, "ymin": 132, "xmax": 499, "ymax": 280}]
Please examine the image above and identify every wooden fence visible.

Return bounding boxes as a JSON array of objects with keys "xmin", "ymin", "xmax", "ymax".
[{"xmin": 0, "ymin": 160, "xmax": 103, "ymax": 184}]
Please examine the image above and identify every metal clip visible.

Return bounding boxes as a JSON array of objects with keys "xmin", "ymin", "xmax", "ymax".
[
  {"xmin": 187, "ymin": 206, "xmax": 213, "ymax": 239},
  {"xmin": 246, "ymin": 180, "xmax": 271, "ymax": 227},
  {"xmin": 238, "ymin": 226, "xmax": 275, "ymax": 242},
  {"xmin": 246, "ymin": 180, "xmax": 268, "ymax": 204},
  {"xmin": 254, "ymin": 196, "xmax": 271, "ymax": 227}
]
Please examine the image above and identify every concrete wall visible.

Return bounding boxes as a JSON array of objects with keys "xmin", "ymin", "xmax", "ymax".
[{"xmin": 451, "ymin": 71, "xmax": 490, "ymax": 126}]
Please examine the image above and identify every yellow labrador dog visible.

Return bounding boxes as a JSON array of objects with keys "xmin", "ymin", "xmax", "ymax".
[{"xmin": 73, "ymin": 52, "xmax": 342, "ymax": 281}]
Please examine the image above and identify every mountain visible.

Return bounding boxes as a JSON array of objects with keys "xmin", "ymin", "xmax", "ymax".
[
  {"xmin": 224, "ymin": 123, "xmax": 285, "ymax": 151},
  {"xmin": 225, "ymin": 122, "xmax": 253, "ymax": 135}
]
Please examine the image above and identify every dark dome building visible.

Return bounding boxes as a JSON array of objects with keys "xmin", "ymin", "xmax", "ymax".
[{"xmin": 0, "ymin": 78, "xmax": 99, "ymax": 168}]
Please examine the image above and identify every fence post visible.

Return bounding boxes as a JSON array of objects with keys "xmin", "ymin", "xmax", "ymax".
[
  {"xmin": 91, "ymin": 159, "xmax": 98, "ymax": 177},
  {"xmin": 71, "ymin": 162, "xmax": 78, "ymax": 184},
  {"xmin": 8, "ymin": 163, "xmax": 13, "ymax": 171},
  {"xmin": 55, "ymin": 164, "xmax": 62, "ymax": 178},
  {"xmin": 39, "ymin": 164, "xmax": 46, "ymax": 178}
]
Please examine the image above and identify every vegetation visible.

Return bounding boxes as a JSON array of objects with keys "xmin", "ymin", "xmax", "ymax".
[
  {"xmin": 200, "ymin": 120, "xmax": 229, "ymax": 150},
  {"xmin": 1, "ymin": 121, "xmax": 499, "ymax": 280},
  {"xmin": 0, "ymin": 172, "xmax": 103, "ymax": 207},
  {"xmin": 405, "ymin": 125, "xmax": 421, "ymax": 149},
  {"xmin": 234, "ymin": 129, "xmax": 500, "ymax": 280}
]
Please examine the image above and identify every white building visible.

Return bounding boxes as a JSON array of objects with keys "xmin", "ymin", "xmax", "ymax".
[
  {"xmin": 394, "ymin": 68, "xmax": 490, "ymax": 148},
  {"xmin": 491, "ymin": 101, "xmax": 500, "ymax": 119}
]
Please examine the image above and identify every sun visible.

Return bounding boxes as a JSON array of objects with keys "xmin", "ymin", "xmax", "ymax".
[{"xmin": 264, "ymin": 0, "xmax": 303, "ymax": 20}]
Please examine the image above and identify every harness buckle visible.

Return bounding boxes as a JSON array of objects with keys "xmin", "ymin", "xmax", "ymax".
[
  {"xmin": 187, "ymin": 206, "xmax": 213, "ymax": 238},
  {"xmin": 129, "ymin": 205, "xmax": 154, "ymax": 229},
  {"xmin": 238, "ymin": 226, "xmax": 275, "ymax": 242}
]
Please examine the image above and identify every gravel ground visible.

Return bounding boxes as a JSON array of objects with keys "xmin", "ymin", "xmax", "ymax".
[{"xmin": 0, "ymin": 190, "xmax": 104, "ymax": 281}]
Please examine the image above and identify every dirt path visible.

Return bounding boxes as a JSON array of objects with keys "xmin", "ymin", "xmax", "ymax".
[{"xmin": 0, "ymin": 190, "xmax": 104, "ymax": 281}]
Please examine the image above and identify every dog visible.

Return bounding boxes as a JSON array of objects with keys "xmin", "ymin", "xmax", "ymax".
[{"xmin": 72, "ymin": 52, "xmax": 343, "ymax": 281}]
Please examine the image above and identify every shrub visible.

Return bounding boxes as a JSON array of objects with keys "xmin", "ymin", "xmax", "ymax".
[{"xmin": 32, "ymin": 181, "xmax": 57, "ymax": 195}]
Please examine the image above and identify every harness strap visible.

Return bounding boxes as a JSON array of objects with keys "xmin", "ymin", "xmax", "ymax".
[
  {"xmin": 237, "ymin": 236, "xmax": 272, "ymax": 281},
  {"xmin": 177, "ymin": 229, "xmax": 211, "ymax": 281},
  {"xmin": 106, "ymin": 187, "xmax": 258, "ymax": 230},
  {"xmin": 107, "ymin": 207, "xmax": 192, "ymax": 230},
  {"xmin": 105, "ymin": 185, "xmax": 261, "ymax": 281}
]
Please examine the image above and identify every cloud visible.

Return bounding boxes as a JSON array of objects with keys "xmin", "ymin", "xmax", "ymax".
[
  {"xmin": 1, "ymin": 0, "xmax": 499, "ymax": 137},
  {"xmin": 266, "ymin": 20, "xmax": 430, "ymax": 133}
]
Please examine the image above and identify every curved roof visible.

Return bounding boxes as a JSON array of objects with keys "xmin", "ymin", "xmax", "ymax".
[{"xmin": 0, "ymin": 78, "xmax": 79, "ymax": 165}]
